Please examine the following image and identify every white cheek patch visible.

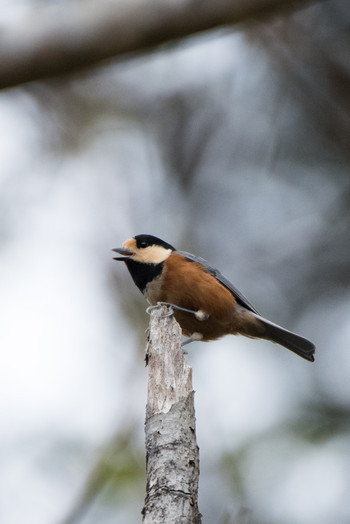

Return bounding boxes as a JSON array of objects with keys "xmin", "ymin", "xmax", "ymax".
[{"xmin": 134, "ymin": 246, "xmax": 172, "ymax": 264}]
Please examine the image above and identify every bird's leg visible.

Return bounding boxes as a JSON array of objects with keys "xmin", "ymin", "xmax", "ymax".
[
  {"xmin": 182, "ymin": 332, "xmax": 203, "ymax": 352},
  {"xmin": 146, "ymin": 301, "xmax": 209, "ymax": 321},
  {"xmin": 146, "ymin": 303, "xmax": 205, "ymax": 352}
]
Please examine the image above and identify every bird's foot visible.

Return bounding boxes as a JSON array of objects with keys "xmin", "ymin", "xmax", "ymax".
[
  {"xmin": 181, "ymin": 332, "xmax": 203, "ymax": 351},
  {"xmin": 146, "ymin": 302, "xmax": 174, "ymax": 317},
  {"xmin": 147, "ymin": 301, "xmax": 209, "ymax": 321}
]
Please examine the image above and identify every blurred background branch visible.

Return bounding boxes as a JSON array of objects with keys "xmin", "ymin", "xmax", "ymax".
[{"xmin": 0, "ymin": 0, "xmax": 326, "ymax": 90}]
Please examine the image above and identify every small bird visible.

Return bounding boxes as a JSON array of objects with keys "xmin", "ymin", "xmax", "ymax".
[{"xmin": 113, "ymin": 234, "xmax": 315, "ymax": 362}]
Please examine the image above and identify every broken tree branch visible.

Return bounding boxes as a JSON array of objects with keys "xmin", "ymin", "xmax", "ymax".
[{"xmin": 142, "ymin": 304, "xmax": 201, "ymax": 524}]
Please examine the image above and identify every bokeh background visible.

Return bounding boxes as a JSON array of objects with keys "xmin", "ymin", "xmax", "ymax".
[{"xmin": 1, "ymin": 1, "xmax": 350, "ymax": 523}]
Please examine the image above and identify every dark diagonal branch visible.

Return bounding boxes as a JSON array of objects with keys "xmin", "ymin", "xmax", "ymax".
[{"xmin": 0, "ymin": 0, "xmax": 327, "ymax": 90}]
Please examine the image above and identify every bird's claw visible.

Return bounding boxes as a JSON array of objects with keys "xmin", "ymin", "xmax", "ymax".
[{"xmin": 146, "ymin": 302, "xmax": 174, "ymax": 318}]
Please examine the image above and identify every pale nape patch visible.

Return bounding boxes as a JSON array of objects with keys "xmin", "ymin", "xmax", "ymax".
[
  {"xmin": 135, "ymin": 245, "xmax": 172, "ymax": 264},
  {"xmin": 122, "ymin": 239, "xmax": 172, "ymax": 264}
]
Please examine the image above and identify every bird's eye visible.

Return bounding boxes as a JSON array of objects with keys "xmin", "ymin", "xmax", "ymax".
[{"xmin": 139, "ymin": 241, "xmax": 148, "ymax": 248}]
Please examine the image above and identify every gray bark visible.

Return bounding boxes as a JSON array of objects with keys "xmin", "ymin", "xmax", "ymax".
[
  {"xmin": 0, "ymin": 0, "xmax": 326, "ymax": 90},
  {"xmin": 142, "ymin": 304, "xmax": 201, "ymax": 524}
]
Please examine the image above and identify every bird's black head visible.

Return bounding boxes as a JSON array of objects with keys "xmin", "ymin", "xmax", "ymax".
[
  {"xmin": 134, "ymin": 234, "xmax": 175, "ymax": 252},
  {"xmin": 112, "ymin": 234, "xmax": 176, "ymax": 293},
  {"xmin": 112, "ymin": 234, "xmax": 175, "ymax": 264}
]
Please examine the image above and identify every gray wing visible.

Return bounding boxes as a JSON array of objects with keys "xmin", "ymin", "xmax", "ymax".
[{"xmin": 175, "ymin": 250, "xmax": 259, "ymax": 314}]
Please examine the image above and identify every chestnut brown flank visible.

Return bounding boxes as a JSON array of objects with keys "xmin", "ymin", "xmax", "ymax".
[{"xmin": 158, "ymin": 254, "xmax": 264, "ymax": 341}]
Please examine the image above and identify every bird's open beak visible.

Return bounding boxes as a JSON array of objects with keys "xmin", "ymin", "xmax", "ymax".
[{"xmin": 112, "ymin": 247, "xmax": 133, "ymax": 261}]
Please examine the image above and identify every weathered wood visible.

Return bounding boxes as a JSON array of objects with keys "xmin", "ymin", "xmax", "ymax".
[{"xmin": 142, "ymin": 304, "xmax": 201, "ymax": 524}]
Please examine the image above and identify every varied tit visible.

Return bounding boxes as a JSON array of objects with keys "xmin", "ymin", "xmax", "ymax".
[{"xmin": 113, "ymin": 234, "xmax": 315, "ymax": 362}]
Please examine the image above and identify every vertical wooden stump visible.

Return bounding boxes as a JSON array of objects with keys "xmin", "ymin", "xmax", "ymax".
[{"xmin": 142, "ymin": 304, "xmax": 201, "ymax": 524}]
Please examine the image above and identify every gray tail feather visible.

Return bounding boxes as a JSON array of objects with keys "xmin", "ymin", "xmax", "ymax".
[{"xmin": 251, "ymin": 313, "xmax": 315, "ymax": 362}]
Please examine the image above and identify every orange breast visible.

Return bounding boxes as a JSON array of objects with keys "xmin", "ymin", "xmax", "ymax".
[{"xmin": 158, "ymin": 254, "xmax": 242, "ymax": 341}]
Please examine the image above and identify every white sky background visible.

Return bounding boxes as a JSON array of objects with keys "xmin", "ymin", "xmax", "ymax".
[{"xmin": 1, "ymin": 8, "xmax": 350, "ymax": 524}]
